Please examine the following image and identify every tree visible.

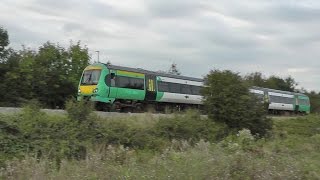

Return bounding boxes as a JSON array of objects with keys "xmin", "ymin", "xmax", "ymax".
[
  {"xmin": 0, "ymin": 37, "xmax": 90, "ymax": 108},
  {"xmin": 67, "ymin": 41, "xmax": 90, "ymax": 88},
  {"xmin": 264, "ymin": 76, "xmax": 296, "ymax": 92},
  {"xmin": 0, "ymin": 27, "xmax": 9, "ymax": 60},
  {"xmin": 0, "ymin": 27, "xmax": 21, "ymax": 106},
  {"xmin": 244, "ymin": 72, "xmax": 266, "ymax": 87},
  {"xmin": 306, "ymin": 91, "xmax": 320, "ymax": 113},
  {"xmin": 202, "ymin": 69, "xmax": 272, "ymax": 137},
  {"xmin": 245, "ymin": 72, "xmax": 297, "ymax": 92},
  {"xmin": 168, "ymin": 63, "xmax": 181, "ymax": 75},
  {"xmin": 31, "ymin": 41, "xmax": 89, "ymax": 108}
]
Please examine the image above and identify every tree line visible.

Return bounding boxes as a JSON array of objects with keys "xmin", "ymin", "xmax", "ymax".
[
  {"xmin": 0, "ymin": 27, "xmax": 89, "ymax": 108},
  {"xmin": 1, "ymin": 26, "xmax": 320, "ymax": 112}
]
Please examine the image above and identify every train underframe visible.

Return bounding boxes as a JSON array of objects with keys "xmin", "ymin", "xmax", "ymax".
[
  {"xmin": 94, "ymin": 100, "xmax": 307, "ymax": 115},
  {"xmin": 94, "ymin": 100, "xmax": 202, "ymax": 113},
  {"xmin": 268, "ymin": 109, "xmax": 307, "ymax": 116}
]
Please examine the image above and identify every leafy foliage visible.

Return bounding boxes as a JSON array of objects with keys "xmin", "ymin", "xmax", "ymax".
[
  {"xmin": 65, "ymin": 99, "xmax": 94, "ymax": 123},
  {"xmin": 245, "ymin": 72, "xmax": 297, "ymax": 92},
  {"xmin": 202, "ymin": 69, "xmax": 272, "ymax": 137},
  {"xmin": 1, "ymin": 109, "xmax": 320, "ymax": 179},
  {"xmin": 0, "ymin": 39, "xmax": 89, "ymax": 108},
  {"xmin": 0, "ymin": 27, "xmax": 9, "ymax": 59},
  {"xmin": 155, "ymin": 110, "xmax": 221, "ymax": 143},
  {"xmin": 306, "ymin": 91, "xmax": 320, "ymax": 113}
]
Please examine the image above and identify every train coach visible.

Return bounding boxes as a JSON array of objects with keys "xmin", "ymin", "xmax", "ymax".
[
  {"xmin": 77, "ymin": 63, "xmax": 203, "ymax": 112},
  {"xmin": 77, "ymin": 63, "xmax": 310, "ymax": 114},
  {"xmin": 249, "ymin": 86, "xmax": 310, "ymax": 114}
]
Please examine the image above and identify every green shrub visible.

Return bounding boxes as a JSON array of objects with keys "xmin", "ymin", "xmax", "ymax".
[
  {"xmin": 1, "ymin": 140, "xmax": 303, "ymax": 180},
  {"xmin": 0, "ymin": 101, "xmax": 102, "ymax": 167},
  {"xmin": 65, "ymin": 99, "xmax": 94, "ymax": 123},
  {"xmin": 202, "ymin": 69, "xmax": 272, "ymax": 137},
  {"xmin": 155, "ymin": 110, "xmax": 221, "ymax": 143}
]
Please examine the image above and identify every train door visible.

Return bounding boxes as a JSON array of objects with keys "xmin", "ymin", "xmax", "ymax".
[
  {"xmin": 108, "ymin": 70, "xmax": 117, "ymax": 98},
  {"xmin": 145, "ymin": 75, "xmax": 157, "ymax": 101}
]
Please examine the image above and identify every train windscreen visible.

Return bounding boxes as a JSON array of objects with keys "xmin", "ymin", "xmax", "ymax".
[{"xmin": 81, "ymin": 70, "xmax": 101, "ymax": 85}]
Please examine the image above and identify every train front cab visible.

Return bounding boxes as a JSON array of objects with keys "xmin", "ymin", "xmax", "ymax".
[
  {"xmin": 78, "ymin": 63, "xmax": 151, "ymax": 111},
  {"xmin": 296, "ymin": 95, "xmax": 310, "ymax": 114},
  {"xmin": 77, "ymin": 64, "xmax": 114, "ymax": 105}
]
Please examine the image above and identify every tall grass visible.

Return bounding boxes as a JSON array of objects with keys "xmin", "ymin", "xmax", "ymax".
[
  {"xmin": 1, "ymin": 101, "xmax": 320, "ymax": 179},
  {"xmin": 2, "ymin": 136, "xmax": 304, "ymax": 180}
]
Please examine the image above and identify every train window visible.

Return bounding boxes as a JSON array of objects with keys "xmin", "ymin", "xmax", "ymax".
[
  {"xmin": 191, "ymin": 86, "xmax": 202, "ymax": 95},
  {"xmin": 111, "ymin": 73, "xmax": 115, "ymax": 79},
  {"xmin": 110, "ymin": 73, "xmax": 116, "ymax": 86},
  {"xmin": 81, "ymin": 70, "xmax": 101, "ymax": 85},
  {"xmin": 158, "ymin": 81, "xmax": 203, "ymax": 95},
  {"xmin": 105, "ymin": 74, "xmax": 111, "ymax": 86},
  {"xmin": 269, "ymin": 95, "xmax": 294, "ymax": 104},
  {"xmin": 299, "ymin": 99, "xmax": 310, "ymax": 106},
  {"xmin": 169, "ymin": 83, "xmax": 181, "ymax": 93},
  {"xmin": 158, "ymin": 81, "xmax": 169, "ymax": 92},
  {"xmin": 131, "ymin": 78, "xmax": 144, "ymax": 90},
  {"xmin": 181, "ymin": 84, "xmax": 192, "ymax": 94},
  {"xmin": 284, "ymin": 97, "xmax": 294, "ymax": 104},
  {"xmin": 116, "ymin": 76, "xmax": 130, "ymax": 88},
  {"xmin": 115, "ymin": 76, "xmax": 144, "ymax": 90}
]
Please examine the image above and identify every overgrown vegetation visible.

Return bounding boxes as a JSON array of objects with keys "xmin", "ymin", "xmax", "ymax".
[
  {"xmin": 1, "ymin": 101, "xmax": 320, "ymax": 179},
  {"xmin": 202, "ymin": 69, "xmax": 272, "ymax": 137},
  {"xmin": 0, "ymin": 101, "xmax": 223, "ymax": 167}
]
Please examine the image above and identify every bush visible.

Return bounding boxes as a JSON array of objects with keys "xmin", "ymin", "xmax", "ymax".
[
  {"xmin": 202, "ymin": 69, "xmax": 272, "ymax": 137},
  {"xmin": 0, "ymin": 100, "xmax": 103, "ymax": 167},
  {"xmin": 65, "ymin": 99, "xmax": 94, "ymax": 123},
  {"xmin": 155, "ymin": 110, "xmax": 221, "ymax": 143}
]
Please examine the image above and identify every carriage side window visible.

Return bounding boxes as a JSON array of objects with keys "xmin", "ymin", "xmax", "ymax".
[
  {"xmin": 158, "ymin": 81, "xmax": 203, "ymax": 95},
  {"xmin": 299, "ymin": 99, "xmax": 310, "ymax": 106},
  {"xmin": 115, "ymin": 76, "xmax": 144, "ymax": 90},
  {"xmin": 269, "ymin": 95, "xmax": 281, "ymax": 103},
  {"xmin": 181, "ymin": 84, "xmax": 192, "ymax": 94},
  {"xmin": 105, "ymin": 74, "xmax": 111, "ymax": 86},
  {"xmin": 269, "ymin": 95, "xmax": 294, "ymax": 104},
  {"xmin": 191, "ymin": 86, "xmax": 202, "ymax": 95},
  {"xmin": 131, "ymin": 78, "xmax": 144, "ymax": 90},
  {"xmin": 158, "ymin": 81, "xmax": 170, "ymax": 92},
  {"xmin": 169, "ymin": 83, "xmax": 181, "ymax": 93},
  {"xmin": 116, "ymin": 76, "xmax": 130, "ymax": 88},
  {"xmin": 110, "ymin": 73, "xmax": 116, "ymax": 87}
]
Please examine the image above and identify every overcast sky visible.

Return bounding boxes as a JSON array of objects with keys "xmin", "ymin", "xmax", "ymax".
[{"xmin": 1, "ymin": 0, "xmax": 320, "ymax": 90}]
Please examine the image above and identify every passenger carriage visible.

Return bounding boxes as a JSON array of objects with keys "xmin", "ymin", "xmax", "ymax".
[{"xmin": 78, "ymin": 63, "xmax": 310, "ymax": 114}]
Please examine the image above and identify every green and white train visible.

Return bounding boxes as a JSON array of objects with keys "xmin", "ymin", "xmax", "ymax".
[
  {"xmin": 249, "ymin": 86, "xmax": 310, "ymax": 114},
  {"xmin": 77, "ymin": 63, "xmax": 310, "ymax": 114},
  {"xmin": 77, "ymin": 63, "xmax": 203, "ymax": 112}
]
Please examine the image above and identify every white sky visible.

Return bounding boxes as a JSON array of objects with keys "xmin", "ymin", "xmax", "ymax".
[{"xmin": 1, "ymin": 0, "xmax": 320, "ymax": 91}]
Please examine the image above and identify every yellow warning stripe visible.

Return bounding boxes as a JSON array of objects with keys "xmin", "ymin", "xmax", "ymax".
[{"xmin": 117, "ymin": 70, "xmax": 144, "ymax": 78}]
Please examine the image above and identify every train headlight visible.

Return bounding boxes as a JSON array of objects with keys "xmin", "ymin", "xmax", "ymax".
[
  {"xmin": 78, "ymin": 89, "xmax": 81, "ymax": 93},
  {"xmin": 93, "ymin": 88, "xmax": 98, "ymax": 93}
]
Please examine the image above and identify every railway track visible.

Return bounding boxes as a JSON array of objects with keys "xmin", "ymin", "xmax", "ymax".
[
  {"xmin": 0, "ymin": 107, "xmax": 172, "ymax": 119},
  {"xmin": 0, "ymin": 107, "xmax": 299, "ymax": 119}
]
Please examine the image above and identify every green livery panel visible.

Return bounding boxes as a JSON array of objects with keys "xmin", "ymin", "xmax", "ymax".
[
  {"xmin": 78, "ymin": 63, "xmax": 146, "ymax": 103},
  {"xmin": 297, "ymin": 95, "xmax": 310, "ymax": 113}
]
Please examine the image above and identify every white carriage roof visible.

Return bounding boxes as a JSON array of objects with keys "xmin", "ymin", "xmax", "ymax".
[
  {"xmin": 96, "ymin": 63, "xmax": 307, "ymax": 96},
  {"xmin": 251, "ymin": 86, "xmax": 307, "ymax": 96},
  {"xmin": 104, "ymin": 63, "xmax": 204, "ymax": 82}
]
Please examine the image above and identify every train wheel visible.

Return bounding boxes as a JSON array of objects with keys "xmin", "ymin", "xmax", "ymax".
[{"xmin": 134, "ymin": 104, "xmax": 143, "ymax": 113}]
